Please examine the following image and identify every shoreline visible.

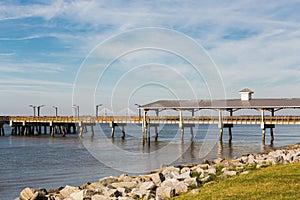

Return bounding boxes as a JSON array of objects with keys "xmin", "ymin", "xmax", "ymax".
[{"xmin": 16, "ymin": 143, "xmax": 300, "ymax": 200}]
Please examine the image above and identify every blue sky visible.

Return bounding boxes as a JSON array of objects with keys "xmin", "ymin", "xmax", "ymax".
[{"xmin": 1, "ymin": 0, "xmax": 300, "ymax": 115}]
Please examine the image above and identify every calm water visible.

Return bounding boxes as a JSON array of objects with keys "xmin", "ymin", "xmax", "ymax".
[{"xmin": 0, "ymin": 124, "xmax": 300, "ymax": 199}]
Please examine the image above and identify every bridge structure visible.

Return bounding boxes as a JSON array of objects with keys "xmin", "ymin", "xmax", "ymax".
[{"xmin": 1, "ymin": 89, "xmax": 300, "ymax": 145}]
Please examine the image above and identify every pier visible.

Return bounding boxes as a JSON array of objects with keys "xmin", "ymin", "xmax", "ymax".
[{"xmin": 1, "ymin": 89, "xmax": 300, "ymax": 145}]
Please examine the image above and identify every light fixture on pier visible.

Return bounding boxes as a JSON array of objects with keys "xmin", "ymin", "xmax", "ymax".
[
  {"xmin": 37, "ymin": 105, "xmax": 44, "ymax": 116},
  {"xmin": 52, "ymin": 106, "xmax": 58, "ymax": 117},
  {"xmin": 96, "ymin": 104, "xmax": 102, "ymax": 117},
  {"xmin": 29, "ymin": 105, "xmax": 36, "ymax": 116},
  {"xmin": 72, "ymin": 105, "xmax": 79, "ymax": 117},
  {"xmin": 134, "ymin": 104, "xmax": 141, "ymax": 117}
]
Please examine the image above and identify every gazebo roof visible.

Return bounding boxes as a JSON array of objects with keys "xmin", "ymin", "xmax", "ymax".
[
  {"xmin": 140, "ymin": 98, "xmax": 300, "ymax": 110},
  {"xmin": 239, "ymin": 88, "xmax": 254, "ymax": 93}
]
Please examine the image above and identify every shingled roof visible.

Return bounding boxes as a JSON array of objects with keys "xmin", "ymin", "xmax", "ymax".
[{"xmin": 140, "ymin": 98, "xmax": 300, "ymax": 110}]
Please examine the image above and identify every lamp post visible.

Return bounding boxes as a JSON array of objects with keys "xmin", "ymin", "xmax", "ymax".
[
  {"xmin": 73, "ymin": 105, "xmax": 79, "ymax": 117},
  {"xmin": 37, "ymin": 105, "xmax": 44, "ymax": 116},
  {"xmin": 96, "ymin": 104, "xmax": 102, "ymax": 117},
  {"xmin": 135, "ymin": 104, "xmax": 141, "ymax": 117},
  {"xmin": 52, "ymin": 106, "xmax": 58, "ymax": 117},
  {"xmin": 29, "ymin": 105, "xmax": 36, "ymax": 116}
]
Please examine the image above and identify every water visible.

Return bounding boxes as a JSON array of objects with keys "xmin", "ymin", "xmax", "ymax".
[{"xmin": 0, "ymin": 124, "xmax": 299, "ymax": 199}]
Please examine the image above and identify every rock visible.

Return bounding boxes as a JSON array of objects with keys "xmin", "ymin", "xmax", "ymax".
[
  {"xmin": 247, "ymin": 154, "xmax": 256, "ymax": 164},
  {"xmin": 189, "ymin": 189, "xmax": 200, "ymax": 194},
  {"xmin": 118, "ymin": 174, "xmax": 132, "ymax": 182},
  {"xmin": 156, "ymin": 186, "xmax": 174, "ymax": 198},
  {"xmin": 173, "ymin": 181, "xmax": 188, "ymax": 194},
  {"xmin": 180, "ymin": 167, "xmax": 190, "ymax": 174},
  {"xmin": 139, "ymin": 181, "xmax": 155, "ymax": 191},
  {"xmin": 183, "ymin": 177, "xmax": 198, "ymax": 187},
  {"xmin": 88, "ymin": 182, "xmax": 105, "ymax": 190},
  {"xmin": 199, "ymin": 171, "xmax": 209, "ymax": 179},
  {"xmin": 214, "ymin": 157, "xmax": 223, "ymax": 164},
  {"xmin": 143, "ymin": 190, "xmax": 155, "ymax": 200},
  {"xmin": 198, "ymin": 164, "xmax": 209, "ymax": 170},
  {"xmin": 150, "ymin": 172, "xmax": 165, "ymax": 185},
  {"xmin": 207, "ymin": 167, "xmax": 216, "ymax": 175},
  {"xmin": 118, "ymin": 197, "xmax": 135, "ymax": 200},
  {"xmin": 241, "ymin": 171, "xmax": 249, "ymax": 175},
  {"xmin": 111, "ymin": 181, "xmax": 136, "ymax": 189},
  {"xmin": 200, "ymin": 175, "xmax": 212, "ymax": 183},
  {"xmin": 103, "ymin": 188, "xmax": 122, "ymax": 198},
  {"xmin": 176, "ymin": 171, "xmax": 191, "ymax": 180},
  {"xmin": 20, "ymin": 188, "xmax": 47, "ymax": 200},
  {"xmin": 99, "ymin": 176, "xmax": 118, "ymax": 186},
  {"xmin": 193, "ymin": 167, "xmax": 204, "ymax": 175},
  {"xmin": 116, "ymin": 187, "xmax": 131, "ymax": 195},
  {"xmin": 223, "ymin": 170, "xmax": 237, "ymax": 176},
  {"xmin": 48, "ymin": 187, "xmax": 64, "ymax": 194},
  {"xmin": 240, "ymin": 156, "xmax": 248, "ymax": 164},
  {"xmin": 161, "ymin": 178, "xmax": 179, "ymax": 188},
  {"xmin": 60, "ymin": 185, "xmax": 80, "ymax": 198},
  {"xmin": 131, "ymin": 188, "xmax": 149, "ymax": 198},
  {"xmin": 20, "ymin": 187, "xmax": 35, "ymax": 200},
  {"xmin": 162, "ymin": 166, "xmax": 180, "ymax": 178},
  {"xmin": 69, "ymin": 190, "xmax": 84, "ymax": 200},
  {"xmin": 92, "ymin": 194, "xmax": 109, "ymax": 200}
]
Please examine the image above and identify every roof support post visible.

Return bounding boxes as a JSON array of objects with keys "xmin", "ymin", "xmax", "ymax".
[
  {"xmin": 155, "ymin": 109, "xmax": 159, "ymax": 141},
  {"xmin": 227, "ymin": 109, "xmax": 233, "ymax": 142},
  {"xmin": 260, "ymin": 109, "xmax": 265, "ymax": 145},
  {"xmin": 270, "ymin": 108, "xmax": 274, "ymax": 144}
]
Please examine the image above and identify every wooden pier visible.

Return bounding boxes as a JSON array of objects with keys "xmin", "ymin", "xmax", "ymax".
[
  {"xmin": 0, "ymin": 115, "xmax": 300, "ymax": 144},
  {"xmin": 1, "ymin": 89, "xmax": 300, "ymax": 145}
]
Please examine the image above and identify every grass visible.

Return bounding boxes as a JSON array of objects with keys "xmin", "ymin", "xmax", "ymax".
[{"xmin": 171, "ymin": 162, "xmax": 300, "ymax": 200}]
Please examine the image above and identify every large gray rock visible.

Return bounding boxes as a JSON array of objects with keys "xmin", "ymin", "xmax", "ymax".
[
  {"xmin": 156, "ymin": 186, "xmax": 174, "ymax": 198},
  {"xmin": 162, "ymin": 166, "xmax": 180, "ymax": 179},
  {"xmin": 60, "ymin": 185, "xmax": 80, "ymax": 198},
  {"xmin": 173, "ymin": 181, "xmax": 188, "ymax": 194},
  {"xmin": 69, "ymin": 190, "xmax": 84, "ymax": 200},
  {"xmin": 150, "ymin": 172, "xmax": 165, "ymax": 185}
]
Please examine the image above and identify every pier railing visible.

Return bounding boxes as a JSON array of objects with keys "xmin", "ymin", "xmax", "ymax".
[{"xmin": 2, "ymin": 115, "xmax": 300, "ymax": 125}]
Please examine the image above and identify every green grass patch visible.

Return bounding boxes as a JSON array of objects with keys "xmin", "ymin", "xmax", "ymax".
[{"xmin": 171, "ymin": 162, "xmax": 300, "ymax": 200}]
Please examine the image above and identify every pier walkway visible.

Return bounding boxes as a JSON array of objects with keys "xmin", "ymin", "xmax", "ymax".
[
  {"xmin": 1, "ymin": 89, "xmax": 300, "ymax": 145},
  {"xmin": 0, "ymin": 115, "xmax": 300, "ymax": 143}
]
